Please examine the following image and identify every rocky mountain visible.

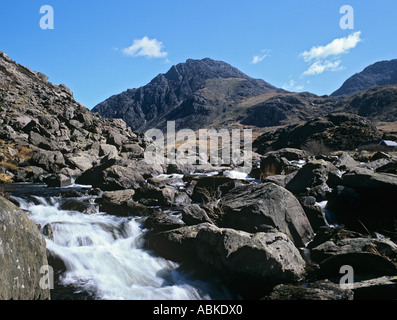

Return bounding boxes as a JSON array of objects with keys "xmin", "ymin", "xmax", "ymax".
[
  {"xmin": 331, "ymin": 59, "xmax": 397, "ymax": 97},
  {"xmin": 93, "ymin": 58, "xmax": 338, "ymax": 132},
  {"xmin": 93, "ymin": 58, "xmax": 286, "ymax": 132}
]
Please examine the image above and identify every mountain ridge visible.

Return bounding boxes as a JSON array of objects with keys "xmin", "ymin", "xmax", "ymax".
[
  {"xmin": 92, "ymin": 57, "xmax": 286, "ymax": 132},
  {"xmin": 331, "ymin": 59, "xmax": 397, "ymax": 97}
]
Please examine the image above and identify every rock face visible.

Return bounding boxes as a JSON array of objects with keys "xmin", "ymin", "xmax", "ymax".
[
  {"xmin": 0, "ymin": 196, "xmax": 50, "ymax": 300},
  {"xmin": 331, "ymin": 59, "xmax": 397, "ymax": 97},
  {"xmin": 219, "ymin": 182, "xmax": 314, "ymax": 247}
]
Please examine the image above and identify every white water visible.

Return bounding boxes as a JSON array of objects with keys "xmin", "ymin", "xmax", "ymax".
[{"xmin": 15, "ymin": 196, "xmax": 234, "ymax": 300}]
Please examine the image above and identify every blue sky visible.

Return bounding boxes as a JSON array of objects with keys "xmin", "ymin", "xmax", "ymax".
[{"xmin": 1, "ymin": 1, "xmax": 396, "ymax": 109}]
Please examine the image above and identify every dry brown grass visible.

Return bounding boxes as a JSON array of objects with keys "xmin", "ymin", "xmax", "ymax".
[
  {"xmin": 0, "ymin": 161, "xmax": 19, "ymax": 172},
  {"xmin": 0, "ymin": 173, "xmax": 13, "ymax": 183}
]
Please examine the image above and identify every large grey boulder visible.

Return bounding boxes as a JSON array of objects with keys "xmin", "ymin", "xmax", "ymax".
[
  {"xmin": 285, "ymin": 159, "xmax": 338, "ymax": 200},
  {"xmin": 220, "ymin": 182, "xmax": 314, "ymax": 247},
  {"xmin": 147, "ymin": 223, "xmax": 306, "ymax": 287},
  {"xmin": 0, "ymin": 196, "xmax": 50, "ymax": 300},
  {"xmin": 76, "ymin": 158, "xmax": 164, "ymax": 191}
]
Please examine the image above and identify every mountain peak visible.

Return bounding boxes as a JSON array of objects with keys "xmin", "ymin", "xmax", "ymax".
[
  {"xmin": 93, "ymin": 58, "xmax": 281, "ymax": 131},
  {"xmin": 331, "ymin": 59, "xmax": 397, "ymax": 96},
  {"xmin": 162, "ymin": 57, "xmax": 251, "ymax": 84}
]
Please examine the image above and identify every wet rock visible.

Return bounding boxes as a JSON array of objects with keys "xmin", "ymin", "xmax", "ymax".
[
  {"xmin": 96, "ymin": 189, "xmax": 152, "ymax": 217},
  {"xmin": 42, "ymin": 223, "xmax": 54, "ymax": 241},
  {"xmin": 144, "ymin": 211, "xmax": 185, "ymax": 233},
  {"xmin": 44, "ymin": 173, "xmax": 72, "ymax": 188},
  {"xmin": 59, "ymin": 198, "xmax": 97, "ymax": 214},
  {"xmin": 298, "ymin": 196, "xmax": 328, "ymax": 233}
]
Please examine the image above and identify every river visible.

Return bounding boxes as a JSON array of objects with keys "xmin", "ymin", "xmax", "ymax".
[{"xmin": 6, "ymin": 182, "xmax": 238, "ymax": 300}]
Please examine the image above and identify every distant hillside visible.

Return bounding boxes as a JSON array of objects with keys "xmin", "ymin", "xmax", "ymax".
[
  {"xmin": 331, "ymin": 59, "xmax": 397, "ymax": 97},
  {"xmin": 333, "ymin": 84, "xmax": 397, "ymax": 122}
]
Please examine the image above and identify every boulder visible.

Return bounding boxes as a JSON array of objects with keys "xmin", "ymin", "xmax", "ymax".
[
  {"xmin": 191, "ymin": 175, "xmax": 234, "ymax": 202},
  {"xmin": 182, "ymin": 204, "xmax": 214, "ymax": 225},
  {"xmin": 285, "ymin": 160, "xmax": 338, "ymax": 200},
  {"xmin": 143, "ymin": 211, "xmax": 185, "ymax": 233},
  {"xmin": 308, "ymin": 226, "xmax": 397, "ymax": 279},
  {"xmin": 353, "ymin": 276, "xmax": 397, "ymax": 300},
  {"xmin": 30, "ymin": 149, "xmax": 65, "ymax": 172},
  {"xmin": 96, "ymin": 189, "xmax": 150, "ymax": 216},
  {"xmin": 60, "ymin": 198, "xmax": 97, "ymax": 214},
  {"xmin": 44, "ymin": 174, "xmax": 72, "ymax": 188},
  {"xmin": 99, "ymin": 144, "xmax": 118, "ymax": 159},
  {"xmin": 0, "ymin": 196, "xmax": 50, "ymax": 300},
  {"xmin": 147, "ymin": 223, "xmax": 306, "ymax": 292},
  {"xmin": 266, "ymin": 148, "xmax": 309, "ymax": 161},
  {"xmin": 334, "ymin": 152, "xmax": 359, "ymax": 170},
  {"xmin": 319, "ymin": 252, "xmax": 397, "ymax": 278},
  {"xmin": 220, "ymin": 182, "xmax": 314, "ymax": 247},
  {"xmin": 76, "ymin": 158, "xmax": 163, "ymax": 191},
  {"xmin": 327, "ymin": 168, "xmax": 397, "ymax": 233},
  {"xmin": 259, "ymin": 154, "xmax": 291, "ymax": 180},
  {"xmin": 342, "ymin": 167, "xmax": 397, "ymax": 194},
  {"xmin": 65, "ymin": 154, "xmax": 93, "ymax": 172}
]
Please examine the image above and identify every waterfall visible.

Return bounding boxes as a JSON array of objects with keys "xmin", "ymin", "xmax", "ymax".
[{"xmin": 13, "ymin": 194, "xmax": 235, "ymax": 300}]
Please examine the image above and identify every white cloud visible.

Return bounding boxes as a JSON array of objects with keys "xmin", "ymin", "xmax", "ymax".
[
  {"xmin": 282, "ymin": 79, "xmax": 304, "ymax": 91},
  {"xmin": 301, "ymin": 31, "xmax": 362, "ymax": 62},
  {"xmin": 251, "ymin": 49, "xmax": 271, "ymax": 64},
  {"xmin": 303, "ymin": 60, "xmax": 344, "ymax": 76},
  {"xmin": 122, "ymin": 36, "xmax": 168, "ymax": 58},
  {"xmin": 300, "ymin": 31, "xmax": 361, "ymax": 76}
]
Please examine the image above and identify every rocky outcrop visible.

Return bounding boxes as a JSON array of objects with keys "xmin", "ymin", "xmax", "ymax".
[
  {"xmin": 0, "ymin": 196, "xmax": 50, "ymax": 300},
  {"xmin": 0, "ymin": 51, "xmax": 153, "ymax": 186},
  {"xmin": 253, "ymin": 113, "xmax": 382, "ymax": 153}
]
